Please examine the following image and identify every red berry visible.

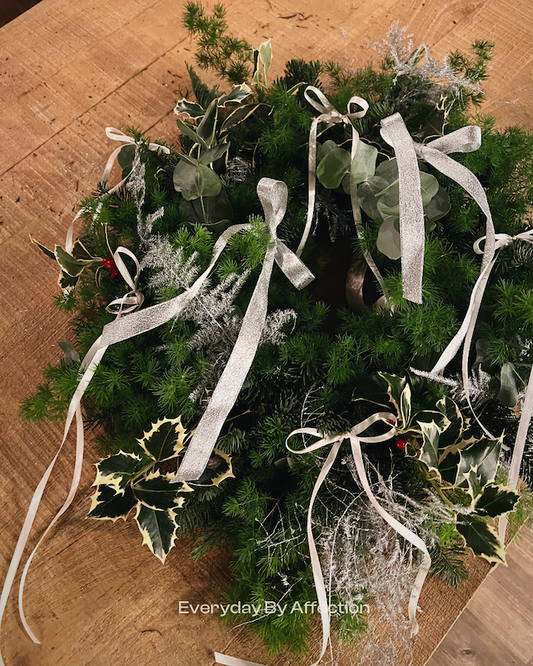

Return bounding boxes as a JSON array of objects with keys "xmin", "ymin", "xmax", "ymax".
[
  {"xmin": 395, "ymin": 436, "xmax": 406, "ymax": 451},
  {"xmin": 103, "ymin": 254, "xmax": 120, "ymax": 279}
]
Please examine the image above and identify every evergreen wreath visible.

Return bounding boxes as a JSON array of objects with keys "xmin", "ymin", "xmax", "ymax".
[{"xmin": 20, "ymin": 3, "xmax": 533, "ymax": 656}]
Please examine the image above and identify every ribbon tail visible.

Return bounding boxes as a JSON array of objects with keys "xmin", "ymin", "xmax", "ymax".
[
  {"xmin": 172, "ymin": 246, "xmax": 277, "ymax": 482},
  {"xmin": 297, "ymin": 118, "xmax": 319, "ymax": 257},
  {"xmin": 349, "ymin": 435, "xmax": 431, "ymax": 635},
  {"xmin": 499, "ymin": 363, "xmax": 533, "ymax": 543},
  {"xmin": 349, "ymin": 129, "xmax": 390, "ymax": 308},
  {"xmin": 381, "ymin": 113, "xmax": 425, "ymax": 304},
  {"xmin": 215, "ymin": 653, "xmax": 266, "ymax": 666}
]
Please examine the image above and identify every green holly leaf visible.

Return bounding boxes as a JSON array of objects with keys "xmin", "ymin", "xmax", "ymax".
[
  {"xmin": 135, "ymin": 503, "xmax": 179, "ymax": 563},
  {"xmin": 456, "ymin": 515, "xmax": 506, "ymax": 564},
  {"xmin": 94, "ymin": 451, "xmax": 143, "ymax": 492},
  {"xmin": 133, "ymin": 474, "xmax": 186, "ymax": 510},
  {"xmin": 474, "ymin": 484, "xmax": 520, "ymax": 518},
  {"xmin": 87, "ymin": 484, "xmax": 136, "ymax": 522},
  {"xmin": 418, "ymin": 420, "xmax": 442, "ymax": 474},
  {"xmin": 137, "ymin": 417, "xmax": 188, "ymax": 462},
  {"xmin": 458, "ymin": 436, "xmax": 502, "ymax": 487}
]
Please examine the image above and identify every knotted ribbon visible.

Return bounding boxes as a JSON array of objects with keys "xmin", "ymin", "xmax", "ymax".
[
  {"xmin": 284, "ymin": 413, "xmax": 431, "ymax": 666},
  {"xmin": 380, "ymin": 114, "xmax": 495, "ymax": 304},
  {"xmin": 172, "ymin": 178, "xmax": 314, "ymax": 482}
]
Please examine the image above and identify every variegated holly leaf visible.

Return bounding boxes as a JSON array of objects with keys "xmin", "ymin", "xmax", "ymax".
[
  {"xmin": 187, "ymin": 449, "xmax": 234, "ymax": 487},
  {"xmin": 88, "ymin": 484, "xmax": 136, "ymax": 522},
  {"xmin": 474, "ymin": 484, "xmax": 520, "ymax": 518},
  {"xmin": 379, "ymin": 373, "xmax": 407, "ymax": 416},
  {"xmin": 417, "ymin": 420, "xmax": 442, "ymax": 475},
  {"xmin": 137, "ymin": 417, "xmax": 188, "ymax": 462},
  {"xmin": 135, "ymin": 504, "xmax": 179, "ymax": 564},
  {"xmin": 435, "ymin": 396, "xmax": 463, "ymax": 450},
  {"xmin": 458, "ymin": 435, "xmax": 503, "ymax": 487},
  {"xmin": 133, "ymin": 473, "xmax": 186, "ymax": 510},
  {"xmin": 94, "ymin": 451, "xmax": 143, "ymax": 492},
  {"xmin": 463, "ymin": 467, "xmax": 483, "ymax": 502},
  {"xmin": 456, "ymin": 515, "xmax": 506, "ymax": 564}
]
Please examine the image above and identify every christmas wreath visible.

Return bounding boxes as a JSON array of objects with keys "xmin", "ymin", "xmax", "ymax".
[{"xmin": 5, "ymin": 3, "xmax": 533, "ymax": 663}]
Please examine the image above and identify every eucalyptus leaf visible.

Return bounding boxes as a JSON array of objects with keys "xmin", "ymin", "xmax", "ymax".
[
  {"xmin": 419, "ymin": 171, "xmax": 440, "ymax": 205},
  {"xmin": 58, "ymin": 341, "xmax": 80, "ymax": 365},
  {"xmin": 317, "ymin": 147, "xmax": 351, "ymax": 189},
  {"xmin": 117, "ymin": 144, "xmax": 135, "ymax": 180},
  {"xmin": 424, "ymin": 185, "xmax": 451, "ymax": 223},
  {"xmin": 196, "ymin": 164, "xmax": 223, "ymax": 197},
  {"xmin": 198, "ymin": 142, "xmax": 230, "ymax": 166},
  {"xmin": 173, "ymin": 160, "xmax": 200, "ymax": 197},
  {"xmin": 376, "ymin": 218, "xmax": 401, "ymax": 260},
  {"xmin": 498, "ymin": 363, "xmax": 518, "ymax": 407},
  {"xmin": 456, "ymin": 515, "xmax": 506, "ymax": 564},
  {"xmin": 350, "ymin": 141, "xmax": 378, "ymax": 184},
  {"xmin": 316, "ymin": 140, "xmax": 338, "ymax": 164},
  {"xmin": 179, "ymin": 187, "xmax": 233, "ymax": 229},
  {"xmin": 135, "ymin": 503, "xmax": 180, "ymax": 563}
]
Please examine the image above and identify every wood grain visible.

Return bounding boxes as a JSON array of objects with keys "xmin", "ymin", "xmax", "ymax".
[{"xmin": 1, "ymin": 0, "xmax": 532, "ymax": 664}]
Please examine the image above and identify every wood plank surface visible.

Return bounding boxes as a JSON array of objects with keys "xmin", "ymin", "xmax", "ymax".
[
  {"xmin": 0, "ymin": 1, "xmax": 532, "ymax": 665},
  {"xmin": 426, "ymin": 527, "xmax": 533, "ymax": 666}
]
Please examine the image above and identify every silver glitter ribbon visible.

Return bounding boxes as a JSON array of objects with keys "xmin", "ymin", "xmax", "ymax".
[
  {"xmin": 172, "ymin": 178, "xmax": 314, "ymax": 482},
  {"xmin": 380, "ymin": 114, "xmax": 495, "ymax": 304}
]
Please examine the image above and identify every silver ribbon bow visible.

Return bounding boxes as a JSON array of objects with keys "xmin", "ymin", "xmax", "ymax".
[
  {"xmin": 380, "ymin": 114, "xmax": 495, "ymax": 304},
  {"xmin": 172, "ymin": 178, "xmax": 314, "ymax": 482}
]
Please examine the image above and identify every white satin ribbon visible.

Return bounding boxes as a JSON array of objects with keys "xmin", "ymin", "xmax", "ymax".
[{"xmin": 380, "ymin": 115, "xmax": 495, "ymax": 304}]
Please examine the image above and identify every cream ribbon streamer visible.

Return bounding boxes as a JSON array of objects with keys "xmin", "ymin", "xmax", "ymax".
[
  {"xmin": 172, "ymin": 178, "xmax": 314, "ymax": 482},
  {"xmin": 284, "ymin": 413, "xmax": 431, "ymax": 666},
  {"xmin": 380, "ymin": 115, "xmax": 495, "ymax": 304},
  {"xmin": 499, "ymin": 362, "xmax": 533, "ymax": 543}
]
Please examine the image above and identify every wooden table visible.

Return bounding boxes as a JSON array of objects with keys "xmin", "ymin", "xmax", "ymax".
[{"xmin": 1, "ymin": 1, "xmax": 532, "ymax": 664}]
